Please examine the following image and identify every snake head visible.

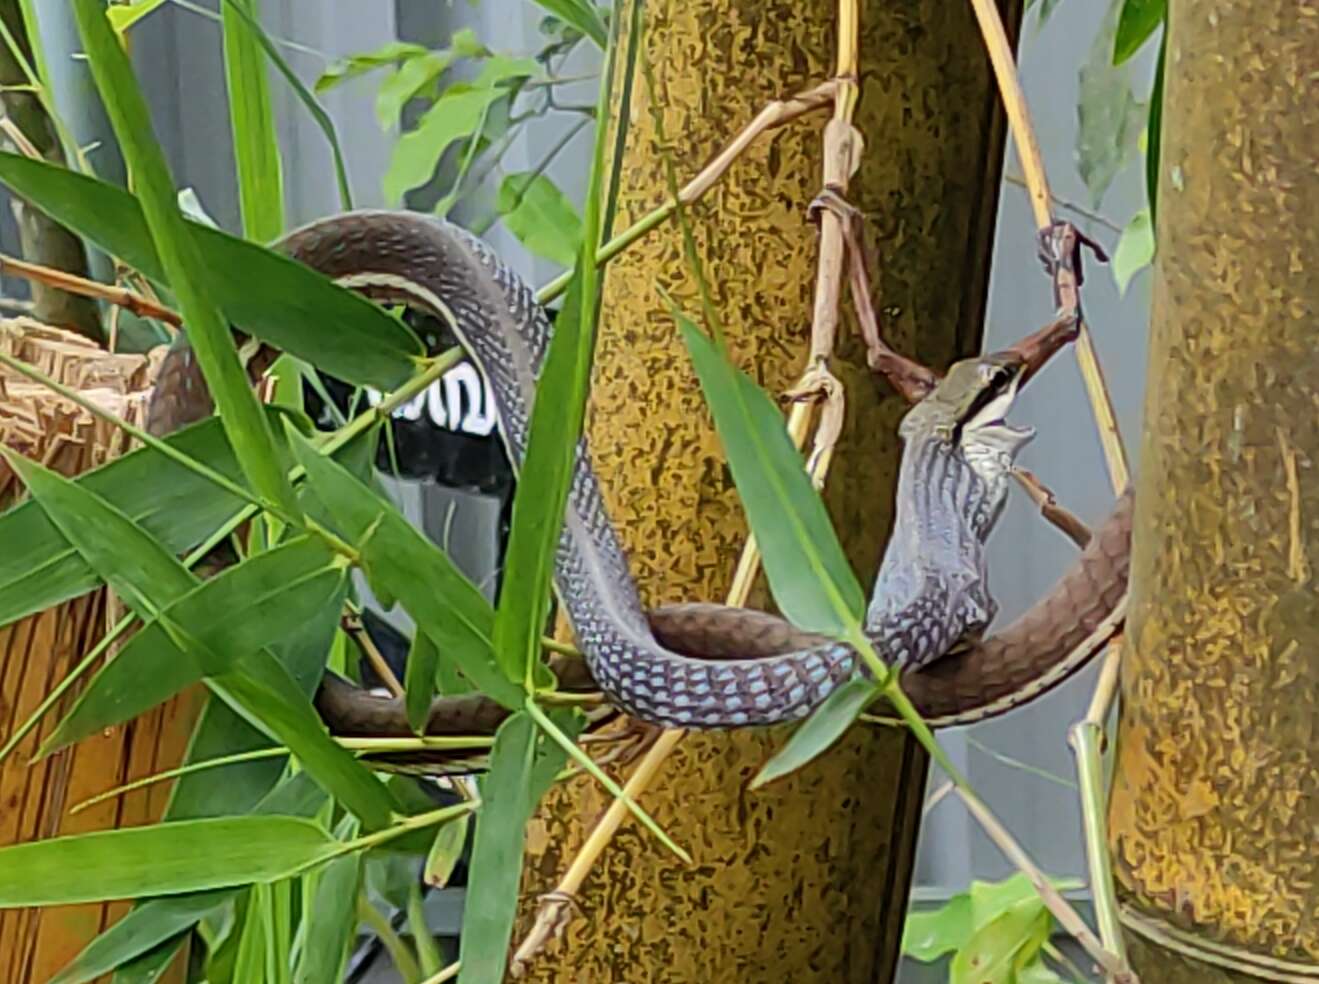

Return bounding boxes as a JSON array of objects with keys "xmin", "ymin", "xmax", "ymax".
[{"xmin": 899, "ymin": 352, "xmax": 1035, "ymax": 477}]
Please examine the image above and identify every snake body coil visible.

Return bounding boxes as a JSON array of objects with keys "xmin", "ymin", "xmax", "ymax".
[{"xmin": 149, "ymin": 211, "xmax": 1131, "ymax": 731}]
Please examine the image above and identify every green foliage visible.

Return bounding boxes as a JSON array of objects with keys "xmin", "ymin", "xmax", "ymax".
[
  {"xmin": 1075, "ymin": 0, "xmax": 1147, "ymax": 209},
  {"xmin": 1112, "ymin": 208, "xmax": 1154, "ymax": 295},
  {"xmin": 222, "ymin": 0, "xmax": 285, "ymax": 243},
  {"xmin": 497, "ymin": 171, "xmax": 583, "ymax": 266},
  {"xmin": 903, "ymin": 874, "xmax": 1084, "ymax": 984},
  {"xmin": 1112, "ymin": 0, "xmax": 1164, "ymax": 65}
]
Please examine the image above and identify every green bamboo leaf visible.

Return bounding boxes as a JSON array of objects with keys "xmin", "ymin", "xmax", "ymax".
[
  {"xmin": 531, "ymin": 0, "xmax": 608, "ymax": 48},
  {"xmin": 0, "ymin": 153, "xmax": 422, "ymax": 390},
  {"xmin": 3, "ymin": 449, "xmax": 397, "ymax": 829},
  {"xmin": 677, "ymin": 317, "xmax": 865, "ymax": 633},
  {"xmin": 44, "ymin": 536, "xmax": 346, "ymax": 751},
  {"xmin": 405, "ymin": 630, "xmax": 441, "ymax": 735},
  {"xmin": 73, "ymin": 0, "xmax": 298, "ymax": 517},
  {"xmin": 219, "ymin": 0, "xmax": 353, "ymax": 210},
  {"xmin": 0, "ymin": 413, "xmax": 278, "ymax": 627},
  {"xmin": 750, "ymin": 679, "xmax": 879, "ymax": 789},
  {"xmin": 1112, "ymin": 0, "xmax": 1164, "ymax": 65},
  {"xmin": 1146, "ymin": 30, "xmax": 1166, "ymax": 224},
  {"xmin": 423, "ymin": 812, "xmax": 469, "ymax": 888},
  {"xmin": 231, "ymin": 883, "xmax": 271, "ymax": 984},
  {"xmin": 47, "ymin": 893, "xmax": 227, "ymax": 984},
  {"xmin": 294, "ymin": 816, "xmax": 362, "ymax": 984},
  {"xmin": 287, "ymin": 425, "xmax": 519, "ymax": 708},
  {"xmin": 950, "ymin": 896, "xmax": 1052, "ymax": 984},
  {"xmin": 493, "ymin": 14, "xmax": 616, "ymax": 689},
  {"xmin": 497, "ymin": 172, "xmax": 582, "ymax": 267},
  {"xmin": 458, "ymin": 713, "xmax": 539, "ymax": 984},
  {"xmin": 0, "ymin": 817, "xmax": 338, "ymax": 907},
  {"xmin": 49, "ymin": 774, "xmax": 328, "ymax": 984},
  {"xmin": 382, "ymin": 85, "xmax": 508, "ymax": 203},
  {"xmin": 223, "ymin": 0, "xmax": 285, "ymax": 243}
]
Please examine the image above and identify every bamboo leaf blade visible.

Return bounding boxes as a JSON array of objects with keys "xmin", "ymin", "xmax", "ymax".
[
  {"xmin": 677, "ymin": 317, "xmax": 865, "ymax": 634},
  {"xmin": 43, "ymin": 536, "xmax": 346, "ymax": 752},
  {"xmin": 0, "ymin": 152, "xmax": 422, "ymax": 390},
  {"xmin": 288, "ymin": 427, "xmax": 518, "ymax": 708},
  {"xmin": 751, "ymin": 678, "xmax": 880, "ymax": 789},
  {"xmin": 4, "ymin": 450, "xmax": 397, "ymax": 829},
  {"xmin": 0, "ymin": 413, "xmax": 282, "ymax": 627},
  {"xmin": 457, "ymin": 713, "xmax": 539, "ymax": 984},
  {"xmin": 222, "ymin": 0, "xmax": 285, "ymax": 243},
  {"xmin": 72, "ymin": 0, "xmax": 299, "ymax": 518},
  {"xmin": 0, "ymin": 817, "xmax": 339, "ymax": 908}
]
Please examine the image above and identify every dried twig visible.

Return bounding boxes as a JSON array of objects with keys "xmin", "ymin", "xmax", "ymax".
[{"xmin": 0, "ymin": 252, "xmax": 182, "ymax": 327}]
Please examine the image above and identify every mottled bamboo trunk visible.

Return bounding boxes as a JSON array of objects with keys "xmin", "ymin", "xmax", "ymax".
[
  {"xmin": 513, "ymin": 2, "xmax": 1015, "ymax": 980},
  {"xmin": 0, "ymin": 322, "xmax": 197, "ymax": 984},
  {"xmin": 1106, "ymin": 0, "xmax": 1319, "ymax": 980}
]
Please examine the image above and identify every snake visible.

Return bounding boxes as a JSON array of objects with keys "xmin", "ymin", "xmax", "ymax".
[{"xmin": 147, "ymin": 210, "xmax": 1132, "ymax": 733}]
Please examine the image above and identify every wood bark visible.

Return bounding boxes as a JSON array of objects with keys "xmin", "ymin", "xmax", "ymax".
[
  {"xmin": 1106, "ymin": 0, "xmax": 1319, "ymax": 978},
  {"xmin": 512, "ymin": 1, "xmax": 1017, "ymax": 980},
  {"xmin": 0, "ymin": 0, "xmax": 102, "ymax": 341}
]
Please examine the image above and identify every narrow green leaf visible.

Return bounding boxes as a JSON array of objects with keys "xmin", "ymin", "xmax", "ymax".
[
  {"xmin": 458, "ymin": 713, "xmax": 538, "ymax": 984},
  {"xmin": 222, "ymin": 0, "xmax": 285, "ymax": 243},
  {"xmin": 493, "ymin": 11, "xmax": 617, "ymax": 690},
  {"xmin": 405, "ymin": 630, "xmax": 441, "ymax": 735},
  {"xmin": 220, "ymin": 0, "xmax": 353, "ymax": 210},
  {"xmin": 0, "ymin": 153, "xmax": 422, "ymax": 391},
  {"xmin": 1112, "ymin": 208, "xmax": 1154, "ymax": 295},
  {"xmin": 1112, "ymin": 0, "xmax": 1164, "ymax": 65},
  {"xmin": 423, "ymin": 813, "xmax": 469, "ymax": 888},
  {"xmin": 678, "ymin": 318, "xmax": 865, "ymax": 633},
  {"xmin": 497, "ymin": 172, "xmax": 582, "ymax": 266},
  {"xmin": 751, "ymin": 679, "xmax": 879, "ymax": 788},
  {"xmin": 294, "ymin": 818, "xmax": 362, "ymax": 984},
  {"xmin": 0, "ymin": 817, "xmax": 338, "ymax": 907},
  {"xmin": 45, "ymin": 536, "xmax": 345, "ymax": 751},
  {"xmin": 73, "ymin": 0, "xmax": 299, "ymax": 518},
  {"xmin": 49, "ymin": 775, "xmax": 328, "ymax": 984},
  {"xmin": 531, "ymin": 0, "xmax": 608, "ymax": 48},
  {"xmin": 231, "ymin": 883, "xmax": 271, "ymax": 984},
  {"xmin": 409, "ymin": 878, "xmax": 444, "ymax": 975},
  {"xmin": 4, "ymin": 450, "xmax": 397, "ymax": 829},
  {"xmin": 1146, "ymin": 29, "xmax": 1166, "ymax": 224},
  {"xmin": 383, "ymin": 85, "xmax": 508, "ymax": 203},
  {"xmin": 0, "ymin": 413, "xmax": 280, "ymax": 627},
  {"xmin": 47, "ymin": 894, "xmax": 227, "ymax": 984},
  {"xmin": 288, "ymin": 426, "xmax": 519, "ymax": 708}
]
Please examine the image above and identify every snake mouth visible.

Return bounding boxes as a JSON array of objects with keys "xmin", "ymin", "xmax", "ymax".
[{"xmin": 961, "ymin": 373, "xmax": 1035, "ymax": 449}]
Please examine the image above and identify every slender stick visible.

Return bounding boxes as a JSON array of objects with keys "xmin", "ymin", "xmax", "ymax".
[
  {"xmin": 967, "ymin": 4, "xmax": 1135, "ymax": 978},
  {"xmin": 967, "ymin": 0, "xmax": 1129, "ymax": 494},
  {"xmin": 0, "ymin": 252, "xmax": 182, "ymax": 325},
  {"xmin": 535, "ymin": 81, "xmax": 838, "ymax": 305}
]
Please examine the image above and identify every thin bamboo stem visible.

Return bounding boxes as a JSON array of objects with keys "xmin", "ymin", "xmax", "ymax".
[{"xmin": 967, "ymin": 0, "xmax": 1129, "ymax": 495}]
